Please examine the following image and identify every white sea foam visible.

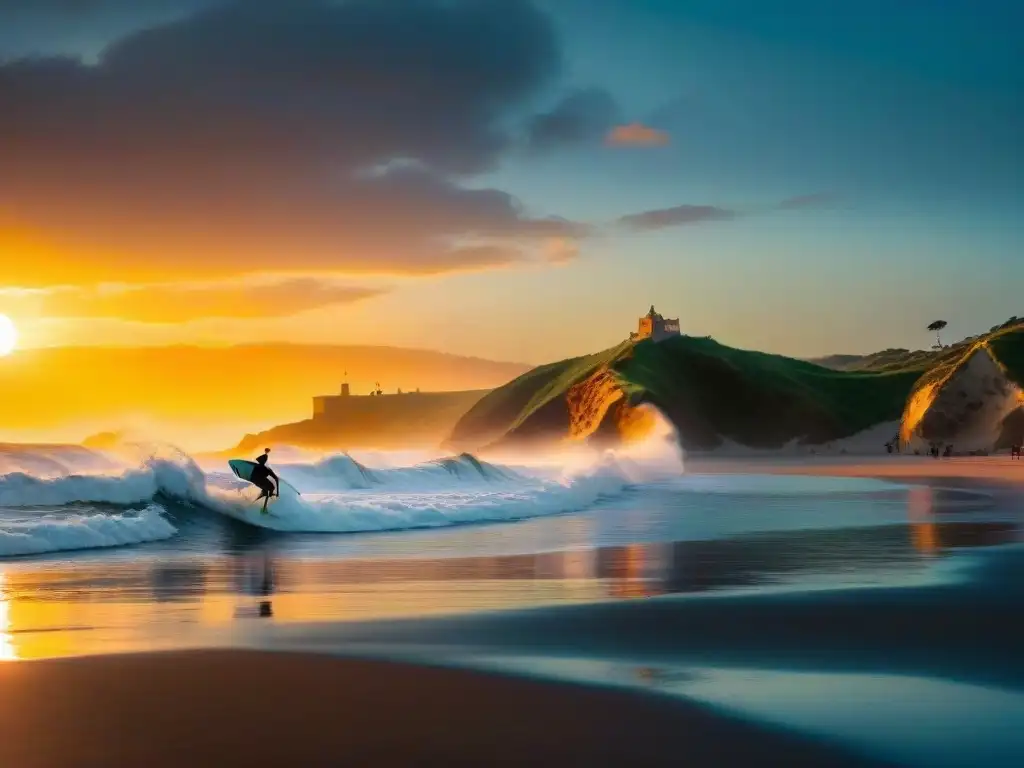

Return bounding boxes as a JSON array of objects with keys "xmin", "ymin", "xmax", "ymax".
[
  {"xmin": 0, "ymin": 421, "xmax": 685, "ymax": 546},
  {"xmin": 0, "ymin": 454, "xmax": 208, "ymax": 508},
  {"xmin": 204, "ymin": 454, "xmax": 632, "ymax": 533},
  {"xmin": 272, "ymin": 452, "xmax": 522, "ymax": 492},
  {"xmin": 0, "ymin": 504, "xmax": 177, "ymax": 557}
]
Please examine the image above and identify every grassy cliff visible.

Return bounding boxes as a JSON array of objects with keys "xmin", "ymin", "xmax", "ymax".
[
  {"xmin": 448, "ymin": 323, "xmax": 1024, "ymax": 453},
  {"xmin": 445, "ymin": 342, "xmax": 634, "ymax": 450},
  {"xmin": 615, "ymin": 336, "xmax": 921, "ymax": 449}
]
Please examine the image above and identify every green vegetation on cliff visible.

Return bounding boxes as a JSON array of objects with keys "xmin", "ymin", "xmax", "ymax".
[
  {"xmin": 903, "ymin": 323, "xmax": 1024, "ymax": 397},
  {"xmin": 445, "ymin": 342, "xmax": 633, "ymax": 449},
  {"xmin": 983, "ymin": 326, "xmax": 1024, "ymax": 384},
  {"xmin": 615, "ymin": 336, "xmax": 920, "ymax": 448},
  {"xmin": 449, "ymin": 322, "xmax": 1024, "ymax": 453},
  {"xmin": 813, "ymin": 317, "xmax": 1024, "ymax": 375}
]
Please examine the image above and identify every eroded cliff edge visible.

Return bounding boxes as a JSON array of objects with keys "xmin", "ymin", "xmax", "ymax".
[
  {"xmin": 446, "ymin": 325, "xmax": 1024, "ymax": 456},
  {"xmin": 899, "ymin": 334, "xmax": 1024, "ymax": 453},
  {"xmin": 445, "ymin": 336, "xmax": 916, "ymax": 453}
]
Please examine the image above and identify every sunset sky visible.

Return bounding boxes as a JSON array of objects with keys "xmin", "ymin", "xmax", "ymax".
[{"xmin": 1, "ymin": 0, "xmax": 1021, "ymax": 365}]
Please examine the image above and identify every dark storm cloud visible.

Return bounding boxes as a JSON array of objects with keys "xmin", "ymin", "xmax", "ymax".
[
  {"xmin": 0, "ymin": 0, "xmax": 180, "ymax": 12},
  {"xmin": 0, "ymin": 0, "xmax": 215, "ymax": 60},
  {"xmin": 525, "ymin": 87, "xmax": 621, "ymax": 152},
  {"xmin": 616, "ymin": 205, "xmax": 737, "ymax": 232},
  {"xmin": 0, "ymin": 0, "xmax": 595, "ymax": 283}
]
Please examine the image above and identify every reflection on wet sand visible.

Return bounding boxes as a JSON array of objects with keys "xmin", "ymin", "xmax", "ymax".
[
  {"xmin": 233, "ymin": 549, "xmax": 275, "ymax": 619},
  {"xmin": 909, "ymin": 486, "xmax": 939, "ymax": 555},
  {"xmin": 0, "ymin": 513, "xmax": 1016, "ymax": 661},
  {"xmin": 0, "ymin": 574, "xmax": 13, "ymax": 661}
]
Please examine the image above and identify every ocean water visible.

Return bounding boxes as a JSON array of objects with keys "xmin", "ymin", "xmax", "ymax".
[
  {"xmin": 0, "ymin": 435, "xmax": 683, "ymax": 558},
  {"xmin": 2, "ymin": 430, "xmax": 1023, "ymax": 765}
]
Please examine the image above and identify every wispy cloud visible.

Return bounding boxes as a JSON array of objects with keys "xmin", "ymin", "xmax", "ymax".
[
  {"xmin": 615, "ymin": 192, "xmax": 837, "ymax": 232},
  {"xmin": 0, "ymin": 278, "xmax": 387, "ymax": 322},
  {"xmin": 541, "ymin": 237, "xmax": 581, "ymax": 264},
  {"xmin": 605, "ymin": 122, "xmax": 670, "ymax": 147},
  {"xmin": 616, "ymin": 205, "xmax": 736, "ymax": 232}
]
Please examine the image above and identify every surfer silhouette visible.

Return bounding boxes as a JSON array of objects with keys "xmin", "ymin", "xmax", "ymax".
[{"xmin": 250, "ymin": 448, "xmax": 279, "ymax": 514}]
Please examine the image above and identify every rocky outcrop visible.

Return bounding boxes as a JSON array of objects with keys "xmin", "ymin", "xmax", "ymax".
[
  {"xmin": 565, "ymin": 370, "xmax": 651, "ymax": 448},
  {"xmin": 566, "ymin": 368, "xmax": 624, "ymax": 439},
  {"xmin": 486, "ymin": 366, "xmax": 657, "ymax": 450},
  {"xmin": 565, "ymin": 367, "xmax": 658, "ymax": 447},
  {"xmin": 900, "ymin": 345, "xmax": 1024, "ymax": 453}
]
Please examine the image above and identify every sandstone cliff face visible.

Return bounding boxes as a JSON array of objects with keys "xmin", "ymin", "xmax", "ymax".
[
  {"xmin": 566, "ymin": 368, "xmax": 624, "ymax": 439},
  {"xmin": 565, "ymin": 367, "xmax": 657, "ymax": 446},
  {"xmin": 900, "ymin": 346, "xmax": 1024, "ymax": 453},
  {"xmin": 488, "ymin": 365, "xmax": 657, "ymax": 450}
]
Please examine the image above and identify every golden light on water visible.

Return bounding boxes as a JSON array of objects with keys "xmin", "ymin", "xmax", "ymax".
[
  {"xmin": 0, "ymin": 572, "xmax": 16, "ymax": 661},
  {"xmin": 0, "ymin": 314, "xmax": 17, "ymax": 356},
  {"xmin": 908, "ymin": 486, "xmax": 938, "ymax": 556}
]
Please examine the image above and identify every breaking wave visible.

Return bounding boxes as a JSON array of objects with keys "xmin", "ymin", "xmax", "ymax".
[
  {"xmin": 272, "ymin": 451, "xmax": 521, "ymax": 491},
  {"xmin": 0, "ymin": 504, "xmax": 177, "ymax": 558},
  {"xmin": 201, "ymin": 450, "xmax": 635, "ymax": 533},
  {"xmin": 0, "ymin": 437, "xmax": 683, "ymax": 556}
]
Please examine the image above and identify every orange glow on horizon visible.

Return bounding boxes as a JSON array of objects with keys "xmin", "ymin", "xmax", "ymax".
[
  {"xmin": 0, "ymin": 315, "xmax": 17, "ymax": 356},
  {"xmin": 0, "ymin": 344, "xmax": 526, "ymax": 450}
]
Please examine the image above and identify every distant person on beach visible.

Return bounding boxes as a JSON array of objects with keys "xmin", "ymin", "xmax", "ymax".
[{"xmin": 250, "ymin": 448, "xmax": 279, "ymax": 513}]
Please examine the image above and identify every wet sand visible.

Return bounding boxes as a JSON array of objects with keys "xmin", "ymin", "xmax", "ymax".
[
  {"xmin": 688, "ymin": 454, "xmax": 1024, "ymax": 483},
  {"xmin": 253, "ymin": 542, "xmax": 1024, "ymax": 692},
  {"xmin": 0, "ymin": 649, "xmax": 884, "ymax": 767}
]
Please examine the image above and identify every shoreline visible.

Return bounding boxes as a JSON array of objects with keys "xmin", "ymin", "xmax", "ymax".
[{"xmin": 685, "ymin": 453, "xmax": 1024, "ymax": 484}]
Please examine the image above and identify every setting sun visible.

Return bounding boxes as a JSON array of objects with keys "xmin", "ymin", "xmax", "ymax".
[{"xmin": 0, "ymin": 315, "xmax": 17, "ymax": 356}]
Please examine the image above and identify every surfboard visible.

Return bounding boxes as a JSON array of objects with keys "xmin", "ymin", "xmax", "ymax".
[
  {"xmin": 228, "ymin": 459, "xmax": 258, "ymax": 482},
  {"xmin": 227, "ymin": 460, "xmax": 300, "ymax": 497}
]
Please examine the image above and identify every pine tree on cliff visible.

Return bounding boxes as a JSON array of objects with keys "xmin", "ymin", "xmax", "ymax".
[{"xmin": 927, "ymin": 320, "xmax": 947, "ymax": 349}]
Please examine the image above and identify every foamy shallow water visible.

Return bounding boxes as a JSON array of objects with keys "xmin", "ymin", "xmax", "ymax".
[
  {"xmin": 0, "ymin": 423, "xmax": 925, "ymax": 556},
  {"xmin": 0, "ymin": 429, "xmax": 1007, "ymax": 561},
  {"xmin": 0, "ymin": 439, "xmax": 666, "ymax": 557}
]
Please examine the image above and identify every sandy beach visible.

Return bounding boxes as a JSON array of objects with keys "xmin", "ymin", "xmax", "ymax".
[
  {"xmin": 0, "ymin": 649, "xmax": 886, "ymax": 768},
  {"xmin": 688, "ymin": 454, "xmax": 1024, "ymax": 484}
]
